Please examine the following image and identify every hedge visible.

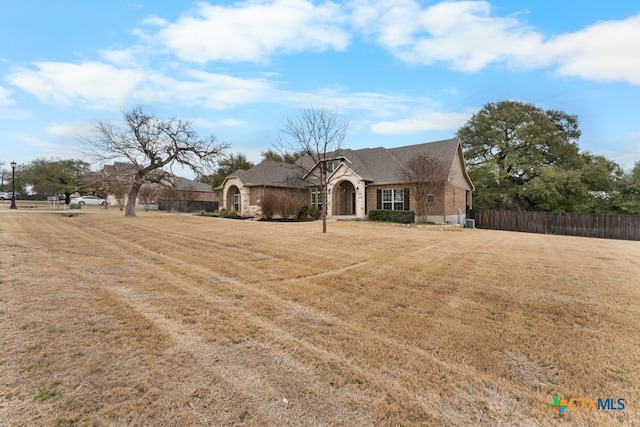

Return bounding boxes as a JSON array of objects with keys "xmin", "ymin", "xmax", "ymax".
[{"xmin": 368, "ymin": 209, "xmax": 415, "ymax": 224}]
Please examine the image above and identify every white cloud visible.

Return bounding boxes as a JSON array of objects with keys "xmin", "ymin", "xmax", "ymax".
[
  {"xmin": 98, "ymin": 46, "xmax": 149, "ymax": 67},
  {"xmin": 545, "ymin": 14, "xmax": 640, "ymax": 84},
  {"xmin": 47, "ymin": 122, "xmax": 96, "ymax": 139},
  {"xmin": 218, "ymin": 118, "xmax": 244, "ymax": 127},
  {"xmin": 154, "ymin": 0, "xmax": 350, "ymax": 63},
  {"xmin": 350, "ymin": 0, "xmax": 543, "ymax": 72},
  {"xmin": 7, "ymin": 62, "xmax": 145, "ymax": 108},
  {"xmin": 0, "ymin": 86, "xmax": 15, "ymax": 106},
  {"xmin": 349, "ymin": 1, "xmax": 640, "ymax": 84},
  {"xmin": 140, "ymin": 14, "xmax": 169, "ymax": 27},
  {"xmin": 5, "ymin": 59, "xmax": 282, "ymax": 111},
  {"xmin": 172, "ymin": 70, "xmax": 279, "ymax": 108},
  {"xmin": 372, "ymin": 110, "xmax": 472, "ymax": 135}
]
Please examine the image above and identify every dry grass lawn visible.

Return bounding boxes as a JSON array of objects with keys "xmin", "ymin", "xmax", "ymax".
[{"xmin": 0, "ymin": 207, "xmax": 638, "ymax": 426}]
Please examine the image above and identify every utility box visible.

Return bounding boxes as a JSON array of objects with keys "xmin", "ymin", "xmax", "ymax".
[
  {"xmin": 464, "ymin": 218, "xmax": 475, "ymax": 228},
  {"xmin": 69, "ymin": 203, "xmax": 82, "ymax": 210}
]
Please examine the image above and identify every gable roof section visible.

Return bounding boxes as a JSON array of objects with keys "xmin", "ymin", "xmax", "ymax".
[
  {"xmin": 308, "ymin": 138, "xmax": 460, "ymax": 184},
  {"xmin": 383, "ymin": 138, "xmax": 460, "ymax": 184}
]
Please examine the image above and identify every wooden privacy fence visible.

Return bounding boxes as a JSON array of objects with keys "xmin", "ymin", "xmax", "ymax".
[
  {"xmin": 471, "ymin": 209, "xmax": 640, "ymax": 241},
  {"xmin": 158, "ymin": 200, "xmax": 219, "ymax": 213}
]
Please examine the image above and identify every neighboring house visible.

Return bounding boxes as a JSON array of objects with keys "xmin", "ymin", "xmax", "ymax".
[
  {"xmin": 169, "ymin": 176, "xmax": 218, "ymax": 202},
  {"xmin": 218, "ymin": 138, "xmax": 474, "ymax": 224},
  {"xmin": 100, "ymin": 162, "xmax": 217, "ymax": 206}
]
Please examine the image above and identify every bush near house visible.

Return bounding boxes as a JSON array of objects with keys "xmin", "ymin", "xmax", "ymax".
[
  {"xmin": 297, "ymin": 205, "xmax": 310, "ymax": 220},
  {"xmin": 218, "ymin": 208, "xmax": 239, "ymax": 218},
  {"xmin": 309, "ymin": 206, "xmax": 321, "ymax": 219},
  {"xmin": 259, "ymin": 193, "xmax": 278, "ymax": 219},
  {"xmin": 259, "ymin": 191, "xmax": 307, "ymax": 220},
  {"xmin": 369, "ymin": 209, "xmax": 415, "ymax": 224}
]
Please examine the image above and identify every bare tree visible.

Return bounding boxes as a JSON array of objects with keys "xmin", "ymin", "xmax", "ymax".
[
  {"xmin": 160, "ymin": 185, "xmax": 180, "ymax": 212},
  {"xmin": 278, "ymin": 107, "xmax": 349, "ymax": 233},
  {"xmin": 180, "ymin": 184, "xmax": 200, "ymax": 212},
  {"xmin": 83, "ymin": 107, "xmax": 228, "ymax": 216},
  {"xmin": 138, "ymin": 184, "xmax": 160, "ymax": 211},
  {"xmin": 93, "ymin": 169, "xmax": 129, "ymax": 210},
  {"xmin": 398, "ymin": 153, "xmax": 450, "ymax": 222}
]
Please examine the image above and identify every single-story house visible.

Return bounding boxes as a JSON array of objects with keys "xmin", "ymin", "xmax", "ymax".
[
  {"xmin": 218, "ymin": 138, "xmax": 474, "ymax": 224},
  {"xmin": 100, "ymin": 162, "xmax": 217, "ymax": 207}
]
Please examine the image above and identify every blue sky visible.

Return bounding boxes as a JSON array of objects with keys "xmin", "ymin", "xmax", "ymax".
[{"xmin": 1, "ymin": 0, "xmax": 639, "ymax": 178}]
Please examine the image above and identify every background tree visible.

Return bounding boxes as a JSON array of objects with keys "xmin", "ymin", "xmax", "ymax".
[
  {"xmin": 137, "ymin": 184, "xmax": 160, "ymax": 212},
  {"xmin": 0, "ymin": 161, "xmax": 5, "ymax": 191},
  {"xmin": 96, "ymin": 168, "xmax": 130, "ymax": 210},
  {"xmin": 180, "ymin": 184, "xmax": 199, "ymax": 213},
  {"xmin": 160, "ymin": 185, "xmax": 180, "ymax": 213},
  {"xmin": 261, "ymin": 148, "xmax": 303, "ymax": 164},
  {"xmin": 20, "ymin": 158, "xmax": 92, "ymax": 203},
  {"xmin": 398, "ymin": 153, "xmax": 450, "ymax": 222},
  {"xmin": 83, "ymin": 107, "xmax": 228, "ymax": 216},
  {"xmin": 457, "ymin": 100, "xmax": 585, "ymax": 211},
  {"xmin": 612, "ymin": 161, "xmax": 640, "ymax": 214},
  {"xmin": 199, "ymin": 152, "xmax": 254, "ymax": 188},
  {"xmin": 278, "ymin": 106, "xmax": 349, "ymax": 233}
]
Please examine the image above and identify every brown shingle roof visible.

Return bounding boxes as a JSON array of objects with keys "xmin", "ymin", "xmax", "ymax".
[
  {"xmin": 171, "ymin": 176, "xmax": 213, "ymax": 192},
  {"xmin": 226, "ymin": 159, "xmax": 308, "ymax": 188},
  {"xmin": 299, "ymin": 137, "xmax": 460, "ymax": 184},
  {"xmin": 229, "ymin": 138, "xmax": 463, "ymax": 186}
]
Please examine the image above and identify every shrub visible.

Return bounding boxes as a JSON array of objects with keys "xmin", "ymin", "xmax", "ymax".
[
  {"xmin": 259, "ymin": 192, "xmax": 278, "ymax": 219},
  {"xmin": 309, "ymin": 206, "xmax": 321, "ymax": 219},
  {"xmin": 297, "ymin": 205, "xmax": 310, "ymax": 219},
  {"xmin": 219, "ymin": 208, "xmax": 228, "ymax": 217},
  {"xmin": 259, "ymin": 190, "xmax": 307, "ymax": 220},
  {"xmin": 369, "ymin": 209, "xmax": 415, "ymax": 224}
]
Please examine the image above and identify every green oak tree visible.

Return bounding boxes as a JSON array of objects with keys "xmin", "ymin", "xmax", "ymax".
[
  {"xmin": 612, "ymin": 161, "xmax": 640, "ymax": 214},
  {"xmin": 456, "ymin": 100, "xmax": 620, "ymax": 212},
  {"xmin": 260, "ymin": 148, "xmax": 303, "ymax": 164},
  {"xmin": 20, "ymin": 158, "xmax": 93, "ymax": 203},
  {"xmin": 199, "ymin": 152, "xmax": 254, "ymax": 188}
]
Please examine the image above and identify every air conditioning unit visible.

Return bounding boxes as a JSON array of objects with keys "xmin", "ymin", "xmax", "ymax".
[{"xmin": 464, "ymin": 219, "xmax": 475, "ymax": 228}]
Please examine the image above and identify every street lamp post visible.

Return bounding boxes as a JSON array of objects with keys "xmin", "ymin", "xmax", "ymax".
[{"xmin": 9, "ymin": 161, "xmax": 17, "ymax": 209}]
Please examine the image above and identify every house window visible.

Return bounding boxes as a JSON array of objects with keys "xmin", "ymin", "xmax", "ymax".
[
  {"xmin": 311, "ymin": 189, "xmax": 323, "ymax": 212},
  {"xmin": 382, "ymin": 188, "xmax": 404, "ymax": 210},
  {"xmin": 325, "ymin": 159, "xmax": 341, "ymax": 173},
  {"xmin": 427, "ymin": 194, "xmax": 434, "ymax": 204},
  {"xmin": 233, "ymin": 188, "xmax": 241, "ymax": 212}
]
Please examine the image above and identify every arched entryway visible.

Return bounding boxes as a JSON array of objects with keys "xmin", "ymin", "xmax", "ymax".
[
  {"xmin": 226, "ymin": 185, "xmax": 241, "ymax": 213},
  {"xmin": 332, "ymin": 180, "xmax": 356, "ymax": 216}
]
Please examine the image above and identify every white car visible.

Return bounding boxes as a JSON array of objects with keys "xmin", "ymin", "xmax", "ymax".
[
  {"xmin": 71, "ymin": 196, "xmax": 108, "ymax": 206},
  {"xmin": 0, "ymin": 192, "xmax": 9, "ymax": 200}
]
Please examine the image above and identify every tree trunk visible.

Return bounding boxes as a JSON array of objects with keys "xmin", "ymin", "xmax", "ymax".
[
  {"xmin": 125, "ymin": 183, "xmax": 141, "ymax": 216},
  {"xmin": 322, "ymin": 171, "xmax": 327, "ymax": 233},
  {"xmin": 322, "ymin": 208, "xmax": 327, "ymax": 233}
]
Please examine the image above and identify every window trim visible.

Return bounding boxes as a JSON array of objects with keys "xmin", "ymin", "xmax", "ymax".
[
  {"xmin": 325, "ymin": 159, "xmax": 341, "ymax": 174},
  {"xmin": 311, "ymin": 189, "xmax": 323, "ymax": 212},
  {"xmin": 381, "ymin": 188, "xmax": 405, "ymax": 211}
]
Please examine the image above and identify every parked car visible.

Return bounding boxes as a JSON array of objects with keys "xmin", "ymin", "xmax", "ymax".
[
  {"xmin": 0, "ymin": 192, "xmax": 20, "ymax": 200},
  {"xmin": 70, "ymin": 196, "xmax": 108, "ymax": 206}
]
